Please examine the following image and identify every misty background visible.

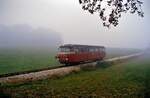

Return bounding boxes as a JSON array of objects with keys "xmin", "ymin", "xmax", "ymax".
[
  {"xmin": 0, "ymin": 0, "xmax": 150, "ymax": 49},
  {"xmin": 0, "ymin": 24, "xmax": 62, "ymax": 48}
]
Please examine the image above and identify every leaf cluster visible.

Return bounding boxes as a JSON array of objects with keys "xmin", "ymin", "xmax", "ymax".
[{"xmin": 79, "ymin": 0, "xmax": 144, "ymax": 27}]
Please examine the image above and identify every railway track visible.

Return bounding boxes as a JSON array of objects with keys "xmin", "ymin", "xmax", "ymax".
[
  {"xmin": 0, "ymin": 65, "xmax": 66, "ymax": 78},
  {"xmin": 0, "ymin": 53, "xmax": 143, "ymax": 84}
]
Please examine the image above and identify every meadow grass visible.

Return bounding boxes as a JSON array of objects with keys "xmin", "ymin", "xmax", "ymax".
[
  {"xmin": 1, "ymin": 53, "xmax": 150, "ymax": 98},
  {"xmin": 0, "ymin": 47, "xmax": 140, "ymax": 75},
  {"xmin": 0, "ymin": 48, "xmax": 59, "ymax": 75}
]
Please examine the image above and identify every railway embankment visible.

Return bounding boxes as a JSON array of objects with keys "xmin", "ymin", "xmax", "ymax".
[{"xmin": 0, "ymin": 52, "xmax": 143, "ymax": 84}]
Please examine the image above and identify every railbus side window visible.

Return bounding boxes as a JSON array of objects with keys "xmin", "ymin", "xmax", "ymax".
[
  {"xmin": 99, "ymin": 48, "xmax": 102, "ymax": 52},
  {"xmin": 101, "ymin": 48, "xmax": 105, "ymax": 52},
  {"xmin": 80, "ymin": 48, "xmax": 85, "ymax": 52},
  {"xmin": 99, "ymin": 48, "xmax": 101, "ymax": 51},
  {"xmin": 74, "ymin": 48, "xmax": 79, "ymax": 53},
  {"xmin": 89, "ymin": 48, "xmax": 94, "ymax": 52},
  {"xmin": 103, "ymin": 48, "xmax": 105, "ymax": 52},
  {"xmin": 95, "ymin": 48, "xmax": 99, "ymax": 52}
]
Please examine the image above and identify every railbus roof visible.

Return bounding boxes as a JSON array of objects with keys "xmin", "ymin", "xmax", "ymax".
[{"xmin": 59, "ymin": 44, "xmax": 105, "ymax": 48}]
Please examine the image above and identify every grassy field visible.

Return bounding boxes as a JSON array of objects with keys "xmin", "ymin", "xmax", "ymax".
[
  {"xmin": 0, "ymin": 47, "xmax": 140, "ymax": 75},
  {"xmin": 0, "ymin": 48, "xmax": 59, "ymax": 75},
  {"xmin": 1, "ymin": 53, "xmax": 150, "ymax": 98}
]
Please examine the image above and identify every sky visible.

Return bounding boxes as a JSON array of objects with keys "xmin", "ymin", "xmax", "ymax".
[{"xmin": 0, "ymin": 0, "xmax": 150, "ymax": 49}]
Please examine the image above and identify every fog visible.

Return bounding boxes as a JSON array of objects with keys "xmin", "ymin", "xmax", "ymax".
[
  {"xmin": 0, "ymin": 24, "xmax": 62, "ymax": 48},
  {"xmin": 0, "ymin": 0, "xmax": 150, "ymax": 49}
]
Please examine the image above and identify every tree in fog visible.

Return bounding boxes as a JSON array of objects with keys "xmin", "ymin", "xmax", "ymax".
[
  {"xmin": 0, "ymin": 25, "xmax": 62, "ymax": 48},
  {"xmin": 79, "ymin": 0, "xmax": 144, "ymax": 27}
]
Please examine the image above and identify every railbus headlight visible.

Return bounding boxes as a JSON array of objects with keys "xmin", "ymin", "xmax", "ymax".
[{"xmin": 65, "ymin": 58, "xmax": 68, "ymax": 61}]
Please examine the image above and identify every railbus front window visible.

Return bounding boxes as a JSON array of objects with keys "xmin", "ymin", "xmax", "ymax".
[{"xmin": 59, "ymin": 47, "xmax": 71, "ymax": 52}]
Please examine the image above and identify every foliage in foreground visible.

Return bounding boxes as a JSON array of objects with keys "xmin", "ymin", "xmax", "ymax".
[{"xmin": 79, "ymin": 0, "xmax": 144, "ymax": 27}]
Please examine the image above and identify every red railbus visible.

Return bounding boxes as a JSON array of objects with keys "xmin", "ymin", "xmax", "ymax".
[{"xmin": 56, "ymin": 44, "xmax": 106, "ymax": 65}]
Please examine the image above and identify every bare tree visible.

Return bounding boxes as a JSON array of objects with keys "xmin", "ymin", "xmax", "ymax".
[{"xmin": 79, "ymin": 0, "xmax": 144, "ymax": 28}]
